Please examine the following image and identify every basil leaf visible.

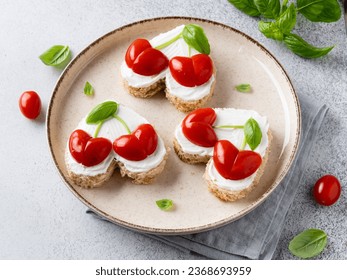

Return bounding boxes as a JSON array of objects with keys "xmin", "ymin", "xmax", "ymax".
[
  {"xmin": 284, "ymin": 33, "xmax": 334, "ymax": 58},
  {"xmin": 289, "ymin": 229, "xmax": 327, "ymax": 259},
  {"xmin": 297, "ymin": 0, "xmax": 341, "ymax": 23},
  {"xmin": 86, "ymin": 101, "xmax": 118, "ymax": 124},
  {"xmin": 258, "ymin": 21, "xmax": 283, "ymax": 41},
  {"xmin": 156, "ymin": 199, "xmax": 173, "ymax": 211},
  {"xmin": 277, "ymin": 3, "xmax": 296, "ymax": 34},
  {"xmin": 254, "ymin": 0, "xmax": 280, "ymax": 19},
  {"xmin": 182, "ymin": 24, "xmax": 210, "ymax": 55},
  {"xmin": 227, "ymin": 0, "xmax": 260, "ymax": 17},
  {"xmin": 235, "ymin": 84, "xmax": 252, "ymax": 93},
  {"xmin": 39, "ymin": 45, "xmax": 71, "ymax": 67},
  {"xmin": 84, "ymin": 81, "xmax": 94, "ymax": 96},
  {"xmin": 244, "ymin": 118, "xmax": 262, "ymax": 150}
]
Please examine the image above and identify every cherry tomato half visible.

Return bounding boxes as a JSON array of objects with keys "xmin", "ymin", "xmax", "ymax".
[
  {"xmin": 313, "ymin": 175, "xmax": 341, "ymax": 206},
  {"xmin": 19, "ymin": 91, "xmax": 41, "ymax": 119}
]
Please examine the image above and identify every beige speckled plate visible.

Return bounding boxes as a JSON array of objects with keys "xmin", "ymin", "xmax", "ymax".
[{"xmin": 47, "ymin": 17, "xmax": 301, "ymax": 235}]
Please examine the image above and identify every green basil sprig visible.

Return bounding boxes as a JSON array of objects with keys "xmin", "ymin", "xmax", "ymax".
[
  {"xmin": 39, "ymin": 45, "xmax": 71, "ymax": 68},
  {"xmin": 289, "ymin": 229, "xmax": 328, "ymax": 259},
  {"xmin": 182, "ymin": 24, "xmax": 210, "ymax": 55},
  {"xmin": 86, "ymin": 101, "xmax": 118, "ymax": 124},
  {"xmin": 84, "ymin": 81, "xmax": 94, "ymax": 96},
  {"xmin": 244, "ymin": 118, "xmax": 262, "ymax": 150},
  {"xmin": 156, "ymin": 199, "xmax": 174, "ymax": 211},
  {"xmin": 227, "ymin": 0, "xmax": 341, "ymax": 58},
  {"xmin": 297, "ymin": 0, "xmax": 341, "ymax": 23},
  {"xmin": 284, "ymin": 34, "xmax": 334, "ymax": 58}
]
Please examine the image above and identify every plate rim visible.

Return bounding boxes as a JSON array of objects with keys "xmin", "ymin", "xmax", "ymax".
[{"xmin": 46, "ymin": 16, "xmax": 301, "ymax": 235}]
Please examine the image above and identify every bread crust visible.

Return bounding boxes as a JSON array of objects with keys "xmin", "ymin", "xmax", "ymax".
[
  {"xmin": 123, "ymin": 78, "xmax": 166, "ymax": 98},
  {"xmin": 66, "ymin": 147, "xmax": 170, "ymax": 188},
  {"xmin": 117, "ymin": 147, "xmax": 170, "ymax": 184},
  {"xmin": 66, "ymin": 160, "xmax": 117, "ymax": 189},
  {"xmin": 123, "ymin": 73, "xmax": 216, "ymax": 113},
  {"xmin": 165, "ymin": 76, "xmax": 215, "ymax": 112},
  {"xmin": 173, "ymin": 138, "xmax": 210, "ymax": 164},
  {"xmin": 204, "ymin": 131, "xmax": 272, "ymax": 202}
]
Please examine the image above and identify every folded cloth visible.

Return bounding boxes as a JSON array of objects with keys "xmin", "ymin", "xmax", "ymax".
[{"xmin": 87, "ymin": 94, "xmax": 328, "ymax": 260}]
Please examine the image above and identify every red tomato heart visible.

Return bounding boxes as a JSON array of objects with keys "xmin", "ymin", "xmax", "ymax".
[
  {"xmin": 125, "ymin": 38, "xmax": 151, "ymax": 68},
  {"xmin": 133, "ymin": 124, "xmax": 158, "ymax": 155},
  {"xmin": 113, "ymin": 134, "xmax": 147, "ymax": 161},
  {"xmin": 182, "ymin": 108, "xmax": 217, "ymax": 147},
  {"xmin": 183, "ymin": 107, "xmax": 216, "ymax": 126},
  {"xmin": 213, "ymin": 140, "xmax": 262, "ymax": 180},
  {"xmin": 125, "ymin": 39, "xmax": 168, "ymax": 76},
  {"xmin": 169, "ymin": 54, "xmax": 213, "ymax": 87},
  {"xmin": 113, "ymin": 124, "xmax": 158, "ymax": 161},
  {"xmin": 69, "ymin": 129, "xmax": 112, "ymax": 167}
]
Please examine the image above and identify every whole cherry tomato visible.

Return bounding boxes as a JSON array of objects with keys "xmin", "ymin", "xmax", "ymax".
[
  {"xmin": 313, "ymin": 175, "xmax": 341, "ymax": 206},
  {"xmin": 19, "ymin": 91, "xmax": 41, "ymax": 119}
]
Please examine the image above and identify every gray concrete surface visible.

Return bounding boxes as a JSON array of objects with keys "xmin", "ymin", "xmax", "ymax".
[{"xmin": 0, "ymin": 0, "xmax": 346, "ymax": 259}]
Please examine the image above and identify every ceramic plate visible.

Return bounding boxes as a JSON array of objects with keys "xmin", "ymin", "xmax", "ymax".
[{"xmin": 47, "ymin": 17, "xmax": 301, "ymax": 234}]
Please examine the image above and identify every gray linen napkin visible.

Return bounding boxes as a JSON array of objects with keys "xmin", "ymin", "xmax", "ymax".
[{"xmin": 87, "ymin": 94, "xmax": 328, "ymax": 260}]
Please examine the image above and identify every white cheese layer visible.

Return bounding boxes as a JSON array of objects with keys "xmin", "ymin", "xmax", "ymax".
[{"xmin": 65, "ymin": 104, "xmax": 167, "ymax": 176}]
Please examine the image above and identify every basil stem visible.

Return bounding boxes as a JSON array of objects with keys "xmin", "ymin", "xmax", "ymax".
[
  {"xmin": 94, "ymin": 120, "xmax": 105, "ymax": 138},
  {"xmin": 240, "ymin": 137, "xmax": 247, "ymax": 150},
  {"xmin": 154, "ymin": 32, "xmax": 182, "ymax": 50},
  {"xmin": 214, "ymin": 125, "xmax": 244, "ymax": 129},
  {"xmin": 113, "ymin": 114, "xmax": 131, "ymax": 134}
]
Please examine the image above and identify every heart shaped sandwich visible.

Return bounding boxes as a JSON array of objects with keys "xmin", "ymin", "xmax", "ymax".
[
  {"xmin": 65, "ymin": 101, "xmax": 169, "ymax": 188},
  {"xmin": 174, "ymin": 107, "xmax": 271, "ymax": 201},
  {"xmin": 121, "ymin": 24, "xmax": 216, "ymax": 112}
]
